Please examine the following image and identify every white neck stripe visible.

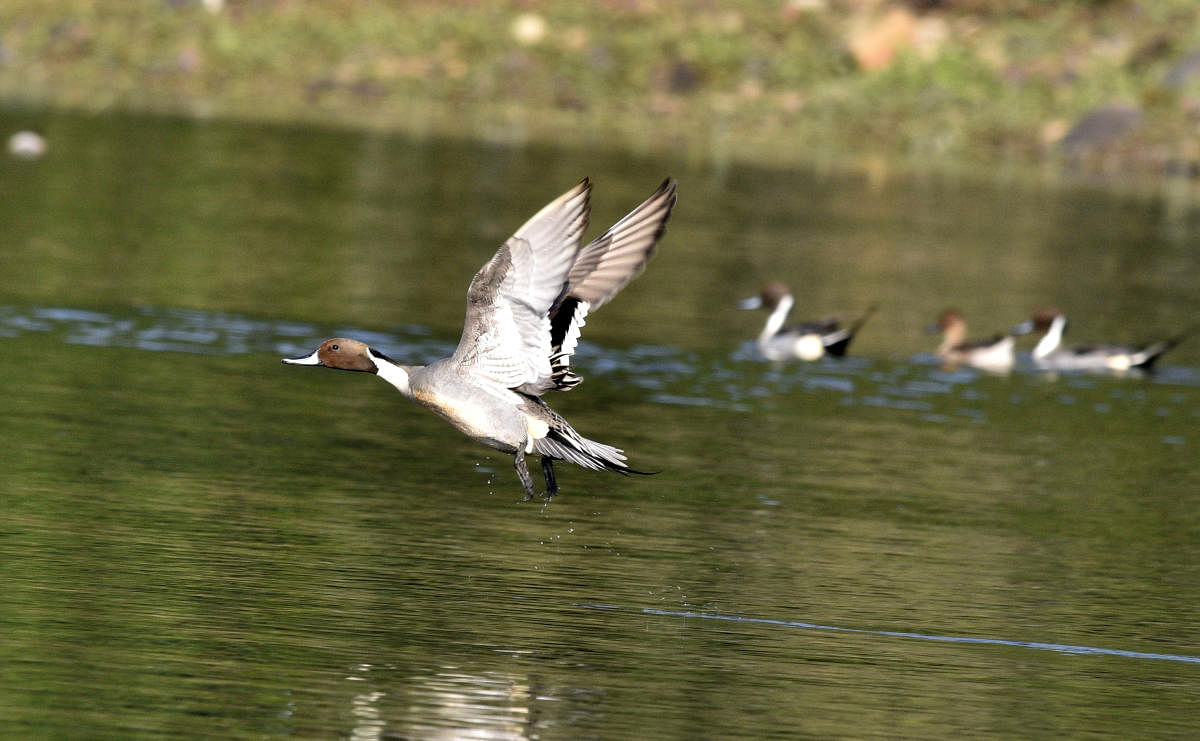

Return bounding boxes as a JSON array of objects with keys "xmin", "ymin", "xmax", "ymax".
[
  {"xmin": 371, "ymin": 351, "xmax": 412, "ymax": 396},
  {"xmin": 762, "ymin": 294, "xmax": 793, "ymax": 342}
]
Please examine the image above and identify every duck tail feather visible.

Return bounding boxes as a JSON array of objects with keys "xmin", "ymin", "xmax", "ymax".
[
  {"xmin": 824, "ymin": 304, "xmax": 878, "ymax": 357},
  {"xmin": 1134, "ymin": 323, "xmax": 1200, "ymax": 369},
  {"xmin": 533, "ymin": 426, "xmax": 651, "ymax": 475}
]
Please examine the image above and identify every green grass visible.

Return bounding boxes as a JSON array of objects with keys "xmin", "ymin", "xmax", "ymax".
[{"xmin": 2, "ymin": 0, "xmax": 1199, "ymax": 188}]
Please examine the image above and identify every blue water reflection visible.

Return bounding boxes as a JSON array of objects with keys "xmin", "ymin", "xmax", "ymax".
[{"xmin": 5, "ymin": 303, "xmax": 1200, "ymax": 432}]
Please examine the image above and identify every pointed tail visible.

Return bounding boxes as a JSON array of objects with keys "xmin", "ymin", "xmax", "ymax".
[
  {"xmin": 533, "ymin": 425, "xmax": 653, "ymax": 476},
  {"xmin": 824, "ymin": 303, "xmax": 879, "ymax": 358},
  {"xmin": 1132, "ymin": 323, "xmax": 1199, "ymax": 370}
]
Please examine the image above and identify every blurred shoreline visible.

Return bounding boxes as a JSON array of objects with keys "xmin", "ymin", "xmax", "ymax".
[{"xmin": 3, "ymin": 1, "xmax": 1200, "ymax": 199}]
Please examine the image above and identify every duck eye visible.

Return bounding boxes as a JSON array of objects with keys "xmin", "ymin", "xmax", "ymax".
[{"xmin": 330, "ymin": 343, "xmax": 340, "ymax": 351}]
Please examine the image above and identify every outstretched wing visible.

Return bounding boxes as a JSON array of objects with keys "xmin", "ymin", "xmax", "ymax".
[
  {"xmin": 450, "ymin": 180, "xmax": 591, "ymax": 390},
  {"xmin": 547, "ymin": 179, "xmax": 677, "ymax": 391}
]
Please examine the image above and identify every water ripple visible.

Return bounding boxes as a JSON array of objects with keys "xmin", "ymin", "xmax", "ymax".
[
  {"xmin": 577, "ymin": 605, "xmax": 1200, "ymax": 664},
  {"xmin": 6, "ymin": 305, "xmax": 1200, "ymax": 413},
  {"xmin": 0, "ymin": 304, "xmax": 456, "ymax": 364}
]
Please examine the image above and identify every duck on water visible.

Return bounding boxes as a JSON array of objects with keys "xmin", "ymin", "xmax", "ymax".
[
  {"xmin": 928, "ymin": 309, "xmax": 1017, "ymax": 372},
  {"xmin": 1011, "ymin": 307, "xmax": 1196, "ymax": 373},
  {"xmin": 738, "ymin": 281, "xmax": 876, "ymax": 361},
  {"xmin": 283, "ymin": 179, "xmax": 677, "ymax": 500}
]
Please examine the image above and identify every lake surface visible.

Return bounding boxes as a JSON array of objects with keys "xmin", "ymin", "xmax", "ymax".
[{"xmin": 2, "ymin": 108, "xmax": 1200, "ymax": 739}]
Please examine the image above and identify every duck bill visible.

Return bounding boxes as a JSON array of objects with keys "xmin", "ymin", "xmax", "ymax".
[
  {"xmin": 737, "ymin": 296, "xmax": 763, "ymax": 310},
  {"xmin": 282, "ymin": 349, "xmax": 323, "ymax": 366},
  {"xmin": 1010, "ymin": 319, "xmax": 1035, "ymax": 336}
]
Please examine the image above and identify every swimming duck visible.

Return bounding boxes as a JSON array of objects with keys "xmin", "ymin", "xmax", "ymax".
[
  {"xmin": 737, "ymin": 282, "xmax": 876, "ymax": 361},
  {"xmin": 1011, "ymin": 307, "xmax": 1195, "ymax": 372},
  {"xmin": 284, "ymin": 179, "xmax": 677, "ymax": 500},
  {"xmin": 929, "ymin": 309, "xmax": 1015, "ymax": 371}
]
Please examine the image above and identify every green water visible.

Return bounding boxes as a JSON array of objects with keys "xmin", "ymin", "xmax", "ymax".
[{"xmin": 2, "ymin": 109, "xmax": 1200, "ymax": 739}]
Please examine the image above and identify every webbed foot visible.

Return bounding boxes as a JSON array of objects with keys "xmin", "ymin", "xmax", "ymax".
[
  {"xmin": 514, "ymin": 452, "xmax": 537, "ymax": 501},
  {"xmin": 541, "ymin": 457, "xmax": 559, "ymax": 501}
]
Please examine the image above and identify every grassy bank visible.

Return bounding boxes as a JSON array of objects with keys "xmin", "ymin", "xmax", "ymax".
[{"xmin": 3, "ymin": 0, "xmax": 1200, "ymax": 188}]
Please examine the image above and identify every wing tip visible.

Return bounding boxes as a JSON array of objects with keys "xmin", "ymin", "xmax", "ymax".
[
  {"xmin": 656, "ymin": 177, "xmax": 678, "ymax": 208},
  {"xmin": 645, "ymin": 178, "xmax": 679, "ymax": 233}
]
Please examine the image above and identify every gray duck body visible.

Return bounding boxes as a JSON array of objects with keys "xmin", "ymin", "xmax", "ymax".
[{"xmin": 283, "ymin": 178, "xmax": 677, "ymax": 499}]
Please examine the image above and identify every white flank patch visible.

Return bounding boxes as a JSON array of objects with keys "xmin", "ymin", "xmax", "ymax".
[
  {"xmin": 972, "ymin": 337, "xmax": 1014, "ymax": 370},
  {"xmin": 1106, "ymin": 355, "xmax": 1132, "ymax": 371},
  {"xmin": 794, "ymin": 334, "xmax": 824, "ymax": 361},
  {"xmin": 524, "ymin": 417, "xmax": 550, "ymax": 453}
]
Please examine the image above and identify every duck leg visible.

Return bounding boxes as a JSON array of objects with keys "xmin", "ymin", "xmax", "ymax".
[
  {"xmin": 541, "ymin": 457, "xmax": 559, "ymax": 500},
  {"xmin": 513, "ymin": 451, "xmax": 537, "ymax": 500}
]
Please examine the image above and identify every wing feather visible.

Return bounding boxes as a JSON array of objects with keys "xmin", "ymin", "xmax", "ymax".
[
  {"xmin": 450, "ymin": 179, "xmax": 676, "ymax": 396},
  {"xmin": 564, "ymin": 179, "xmax": 677, "ymax": 311},
  {"xmin": 545, "ymin": 179, "xmax": 677, "ymax": 391},
  {"xmin": 451, "ymin": 180, "xmax": 591, "ymax": 388}
]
